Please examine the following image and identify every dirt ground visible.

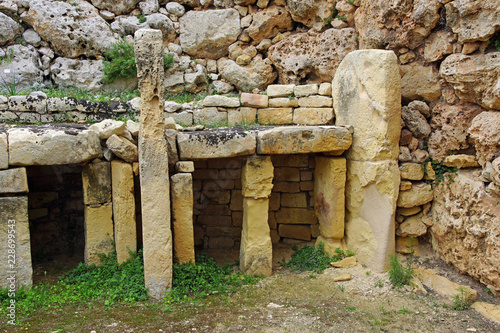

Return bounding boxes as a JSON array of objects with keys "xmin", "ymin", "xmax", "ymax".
[{"xmin": 2, "ymin": 242, "xmax": 500, "ymax": 333}]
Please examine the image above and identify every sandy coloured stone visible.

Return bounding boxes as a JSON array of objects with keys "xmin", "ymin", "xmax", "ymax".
[
  {"xmin": 344, "ymin": 160, "xmax": 400, "ymax": 272},
  {"xmin": 240, "ymin": 93, "xmax": 268, "ymax": 108},
  {"xmin": 396, "ymin": 213, "xmax": 428, "ymax": 237},
  {"xmin": 257, "ymin": 126, "xmax": 352, "ymax": 155},
  {"xmin": 331, "ymin": 256, "xmax": 357, "ymax": 268},
  {"xmin": 111, "ymin": 161, "xmax": 137, "ymax": 264},
  {"xmin": 175, "ymin": 161, "xmax": 194, "ymax": 173},
  {"xmin": 89, "ymin": 119, "xmax": 126, "ymax": 139},
  {"xmin": 240, "ymin": 198, "xmax": 272, "ymax": 276},
  {"xmin": 397, "ymin": 206, "xmax": 421, "ymax": 216},
  {"xmin": 293, "ymin": 108, "xmax": 334, "ymax": 125},
  {"xmin": 82, "ymin": 162, "xmax": 111, "ymax": 205},
  {"xmin": 314, "ymin": 157, "xmax": 346, "ymax": 239},
  {"xmin": 242, "ymin": 155, "xmax": 273, "ymax": 199},
  {"xmin": 268, "ymin": 98, "xmax": 298, "ymax": 108},
  {"xmin": 0, "ymin": 167, "xmax": 28, "ymax": 194},
  {"xmin": 275, "ymin": 208, "xmax": 317, "ymax": 225},
  {"xmin": 318, "ymin": 83, "xmax": 332, "ymax": 96},
  {"xmin": 471, "ymin": 302, "xmax": 500, "ymax": 325},
  {"xmin": 443, "ymin": 154, "xmax": 479, "ymax": 169},
  {"xmin": 396, "ymin": 236, "xmax": 419, "ymax": 255},
  {"xmin": 228, "ymin": 107, "xmax": 257, "ymax": 126},
  {"xmin": 278, "ymin": 224, "xmax": 311, "ymax": 241},
  {"xmin": 171, "ymin": 173, "xmax": 195, "ymax": 264},
  {"xmin": 315, "ymin": 235, "xmax": 343, "ymax": 256},
  {"xmin": 333, "ymin": 50, "xmax": 401, "ymax": 161},
  {"xmin": 106, "ymin": 134, "xmax": 138, "ymax": 163},
  {"xmin": 414, "ymin": 267, "xmax": 477, "ymax": 301},
  {"xmin": 0, "ymin": 133, "xmax": 7, "ymax": 169},
  {"xmin": 0, "ymin": 197, "xmax": 32, "ymax": 289},
  {"xmin": 397, "ymin": 182, "xmax": 433, "ymax": 208},
  {"xmin": 266, "ymin": 84, "xmax": 295, "ymax": 97},
  {"xmin": 294, "ymin": 84, "xmax": 318, "ymax": 97},
  {"xmin": 257, "ymin": 108, "xmax": 293, "ymax": 125},
  {"xmin": 136, "ymin": 28, "xmax": 172, "ymax": 299},
  {"xmin": 298, "ymin": 96, "xmax": 332, "ymax": 107},
  {"xmin": 84, "ymin": 203, "xmax": 114, "ymax": 265},
  {"xmin": 202, "ymin": 95, "xmax": 240, "ymax": 108},
  {"xmin": 333, "ymin": 274, "xmax": 351, "ymax": 282},
  {"xmin": 399, "ymin": 163, "xmax": 424, "ymax": 180}
]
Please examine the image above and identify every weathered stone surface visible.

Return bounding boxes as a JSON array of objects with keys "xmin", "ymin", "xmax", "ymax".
[
  {"xmin": 355, "ymin": 0, "xmax": 440, "ymax": 49},
  {"xmin": 275, "ymin": 208, "xmax": 317, "ymax": 225},
  {"xmin": 333, "ymin": 50, "xmax": 401, "ymax": 161},
  {"xmin": 401, "ymin": 105, "xmax": 431, "ymax": 139},
  {"xmin": 443, "ymin": 154, "xmax": 479, "ymax": 169},
  {"xmin": 90, "ymin": 0, "xmax": 141, "ymax": 15},
  {"xmin": 428, "ymin": 101, "xmax": 484, "ymax": 162},
  {"xmin": 445, "ymin": 0, "xmax": 500, "ymax": 44},
  {"xmin": 171, "ymin": 173, "xmax": 195, "ymax": 264},
  {"xmin": 397, "ymin": 181, "xmax": 433, "ymax": 208},
  {"xmin": 0, "ymin": 12, "xmax": 21, "ymax": 45},
  {"xmin": 8, "ymin": 94, "xmax": 46, "ymax": 113},
  {"xmin": 240, "ymin": 198, "xmax": 272, "ymax": 276},
  {"xmin": 217, "ymin": 56, "xmax": 276, "ymax": 92},
  {"xmin": 414, "ymin": 267, "xmax": 478, "ymax": 301},
  {"xmin": 298, "ymin": 96, "xmax": 332, "ymax": 108},
  {"xmin": 111, "ymin": 161, "xmax": 137, "ymax": 264},
  {"xmin": 293, "ymin": 108, "xmax": 334, "ymax": 125},
  {"xmin": 280, "ymin": 193, "xmax": 306, "ymax": 207},
  {"xmin": 344, "ymin": 160, "xmax": 400, "ymax": 272},
  {"xmin": 294, "ymin": 84, "xmax": 318, "ymax": 97},
  {"xmin": 286, "ymin": 0, "xmax": 336, "ymax": 30},
  {"xmin": 400, "ymin": 62, "xmax": 441, "ymax": 102},
  {"xmin": 0, "ymin": 133, "xmax": 7, "ymax": 169},
  {"xmin": 247, "ymin": 5, "xmax": 292, "ymax": 43},
  {"xmin": 127, "ymin": 120, "xmax": 140, "ymax": 137},
  {"xmin": 468, "ymin": 111, "xmax": 500, "ymax": 167},
  {"xmin": 0, "ymin": 45, "xmax": 43, "ymax": 90},
  {"xmin": 399, "ymin": 163, "xmax": 424, "ymax": 181},
  {"xmin": 268, "ymin": 98, "xmax": 298, "ymax": 108},
  {"xmin": 0, "ymin": 168, "xmax": 28, "ymax": 194},
  {"xmin": 202, "ymin": 95, "xmax": 240, "ymax": 108},
  {"xmin": 8, "ymin": 126, "xmax": 102, "ymax": 166},
  {"xmin": 257, "ymin": 108, "xmax": 293, "ymax": 125},
  {"xmin": 242, "ymin": 155, "xmax": 273, "ymax": 199},
  {"xmin": 397, "ymin": 213, "xmax": 428, "ymax": 237},
  {"xmin": 50, "ymin": 58, "xmax": 104, "ymax": 92},
  {"xmin": 106, "ymin": 134, "xmax": 138, "ymax": 163},
  {"xmin": 135, "ymin": 28, "xmax": 172, "ymax": 299},
  {"xmin": 84, "ymin": 203, "xmax": 114, "ymax": 265},
  {"xmin": 331, "ymin": 256, "xmax": 357, "ymax": 268},
  {"xmin": 424, "ymin": 31, "xmax": 455, "ymax": 63},
  {"xmin": 23, "ymin": 0, "xmax": 118, "ymax": 58},
  {"xmin": 90, "ymin": 119, "xmax": 126, "ymax": 139},
  {"xmin": 241, "ymin": 93, "xmax": 268, "ymax": 108},
  {"xmin": 166, "ymin": 2, "xmax": 186, "ymax": 16},
  {"xmin": 257, "ymin": 126, "xmax": 351, "ymax": 155},
  {"xmin": 193, "ymin": 107, "xmax": 227, "ymax": 126},
  {"xmin": 82, "ymin": 162, "xmax": 111, "ymax": 205},
  {"xmin": 314, "ymin": 157, "xmax": 346, "ymax": 239},
  {"xmin": 431, "ymin": 170, "xmax": 500, "ymax": 293},
  {"xmin": 111, "ymin": 14, "xmax": 176, "ymax": 44},
  {"xmin": 177, "ymin": 129, "xmax": 256, "ymax": 160},
  {"xmin": 0, "ymin": 197, "xmax": 32, "ymax": 289},
  {"xmin": 440, "ymin": 53, "xmax": 500, "ymax": 110},
  {"xmin": 175, "ymin": 161, "xmax": 194, "ymax": 173},
  {"xmin": 396, "ymin": 236, "xmax": 419, "ymax": 255},
  {"xmin": 228, "ymin": 107, "xmax": 257, "ymax": 125},
  {"xmin": 318, "ymin": 83, "xmax": 332, "ymax": 96},
  {"xmin": 269, "ymin": 28, "xmax": 358, "ymax": 84},
  {"xmin": 267, "ymin": 84, "xmax": 295, "ymax": 97},
  {"xmin": 472, "ymin": 302, "xmax": 500, "ymax": 325},
  {"xmin": 179, "ymin": 9, "xmax": 240, "ymax": 59},
  {"xmin": 278, "ymin": 224, "xmax": 311, "ymax": 241}
]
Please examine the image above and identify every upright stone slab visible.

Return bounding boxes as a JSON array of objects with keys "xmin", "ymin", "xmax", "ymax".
[
  {"xmin": 0, "ymin": 132, "xmax": 7, "ymax": 169},
  {"xmin": 0, "ymin": 168, "xmax": 28, "ymax": 194},
  {"xmin": 135, "ymin": 28, "xmax": 172, "ymax": 299},
  {"xmin": 314, "ymin": 157, "xmax": 346, "ymax": 239},
  {"xmin": 82, "ymin": 162, "xmax": 111, "ymax": 205},
  {"xmin": 240, "ymin": 155, "xmax": 273, "ymax": 276},
  {"xmin": 171, "ymin": 173, "xmax": 195, "ymax": 264},
  {"xmin": 332, "ymin": 50, "xmax": 401, "ymax": 272},
  {"xmin": 84, "ymin": 203, "xmax": 114, "ymax": 265},
  {"xmin": 111, "ymin": 161, "xmax": 137, "ymax": 264},
  {"xmin": 0, "ymin": 197, "xmax": 32, "ymax": 289}
]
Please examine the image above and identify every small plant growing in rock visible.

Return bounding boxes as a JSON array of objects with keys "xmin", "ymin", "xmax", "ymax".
[
  {"xmin": 422, "ymin": 158, "xmax": 458, "ymax": 186},
  {"xmin": 388, "ymin": 251, "xmax": 414, "ymax": 288},
  {"xmin": 451, "ymin": 287, "xmax": 472, "ymax": 310},
  {"xmin": 136, "ymin": 14, "xmax": 147, "ymax": 23}
]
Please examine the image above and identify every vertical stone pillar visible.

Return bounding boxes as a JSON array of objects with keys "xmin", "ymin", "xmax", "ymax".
[
  {"xmin": 82, "ymin": 162, "xmax": 114, "ymax": 265},
  {"xmin": 171, "ymin": 172, "xmax": 195, "ymax": 264},
  {"xmin": 332, "ymin": 50, "xmax": 401, "ymax": 272},
  {"xmin": 135, "ymin": 28, "xmax": 171, "ymax": 299},
  {"xmin": 0, "ymin": 168, "xmax": 31, "ymax": 289},
  {"xmin": 111, "ymin": 160, "xmax": 137, "ymax": 264},
  {"xmin": 314, "ymin": 157, "xmax": 346, "ymax": 255},
  {"xmin": 240, "ymin": 155, "xmax": 274, "ymax": 276}
]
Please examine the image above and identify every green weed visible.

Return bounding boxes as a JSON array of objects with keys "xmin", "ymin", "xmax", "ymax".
[
  {"xmin": 164, "ymin": 91, "xmax": 209, "ymax": 104},
  {"xmin": 451, "ymin": 287, "xmax": 472, "ymax": 310},
  {"xmin": 423, "ymin": 159, "xmax": 458, "ymax": 185},
  {"xmin": 136, "ymin": 14, "xmax": 147, "ymax": 23},
  {"xmin": 345, "ymin": 306, "xmax": 356, "ymax": 312},
  {"xmin": 388, "ymin": 253, "xmax": 413, "ymax": 288},
  {"xmin": 102, "ymin": 39, "xmax": 137, "ymax": 84},
  {"xmin": 0, "ymin": 49, "xmax": 14, "ymax": 65},
  {"xmin": 398, "ymin": 306, "xmax": 411, "ymax": 314}
]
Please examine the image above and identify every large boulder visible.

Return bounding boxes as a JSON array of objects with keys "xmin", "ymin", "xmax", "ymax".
[
  {"xmin": 179, "ymin": 9, "xmax": 240, "ymax": 59},
  {"xmin": 400, "ymin": 61, "xmax": 441, "ymax": 102},
  {"xmin": 268, "ymin": 28, "xmax": 358, "ymax": 84},
  {"xmin": 0, "ymin": 12, "xmax": 21, "ymax": 45},
  {"xmin": 111, "ymin": 14, "xmax": 176, "ymax": 42},
  {"xmin": 440, "ymin": 53, "xmax": 500, "ymax": 110},
  {"xmin": 428, "ymin": 101, "xmax": 484, "ymax": 162},
  {"xmin": 22, "ymin": 0, "xmax": 118, "ymax": 58},
  {"xmin": 0, "ymin": 45, "xmax": 43, "ymax": 90},
  {"xmin": 246, "ymin": 5, "xmax": 293, "ymax": 44},
  {"xmin": 468, "ymin": 111, "xmax": 500, "ymax": 167},
  {"xmin": 286, "ymin": 0, "xmax": 336, "ymax": 31},
  {"xmin": 218, "ymin": 55, "xmax": 276, "ymax": 92},
  {"xmin": 90, "ymin": 0, "xmax": 142, "ymax": 15},
  {"xmin": 50, "ymin": 58, "xmax": 104, "ymax": 92},
  {"xmin": 355, "ymin": 0, "xmax": 440, "ymax": 49},
  {"xmin": 445, "ymin": 0, "xmax": 500, "ymax": 44}
]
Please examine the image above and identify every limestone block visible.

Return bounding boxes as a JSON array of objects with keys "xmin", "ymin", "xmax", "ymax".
[
  {"xmin": 399, "ymin": 163, "xmax": 424, "ymax": 180},
  {"xmin": 8, "ymin": 126, "xmax": 102, "ymax": 166},
  {"xmin": 318, "ymin": 83, "xmax": 332, "ymax": 96},
  {"xmin": 268, "ymin": 98, "xmax": 298, "ymax": 108},
  {"xmin": 0, "ymin": 132, "xmax": 7, "ymax": 169},
  {"xmin": 315, "ymin": 235, "xmax": 343, "ymax": 256},
  {"xmin": 293, "ymin": 108, "xmax": 334, "ymax": 125},
  {"xmin": 193, "ymin": 108, "xmax": 228, "ymax": 126},
  {"xmin": 240, "ymin": 93, "xmax": 268, "ymax": 108},
  {"xmin": 333, "ymin": 50, "xmax": 401, "ymax": 162},
  {"xmin": 0, "ymin": 197, "xmax": 32, "ymax": 289},
  {"xmin": 469, "ymin": 112, "xmax": 500, "ymax": 167},
  {"xmin": 228, "ymin": 107, "xmax": 257, "ymax": 126},
  {"xmin": 400, "ymin": 62, "xmax": 441, "ymax": 102},
  {"xmin": 443, "ymin": 154, "xmax": 479, "ymax": 169},
  {"xmin": 89, "ymin": 119, "xmax": 126, "ymax": 139},
  {"xmin": 471, "ymin": 303, "xmax": 500, "ymax": 325},
  {"xmin": 331, "ymin": 256, "xmax": 357, "ymax": 268},
  {"xmin": 298, "ymin": 96, "xmax": 332, "ymax": 108},
  {"xmin": 397, "ymin": 182, "xmax": 433, "ymax": 208},
  {"xmin": 242, "ymin": 155, "xmax": 273, "ymax": 199},
  {"xmin": 240, "ymin": 198, "xmax": 272, "ymax": 276},
  {"xmin": 127, "ymin": 119, "xmax": 140, "ymax": 136},
  {"xmin": 257, "ymin": 126, "xmax": 351, "ymax": 155},
  {"xmin": 294, "ymin": 84, "xmax": 318, "ymax": 97},
  {"xmin": 396, "ymin": 213, "xmax": 428, "ymax": 237},
  {"xmin": 7, "ymin": 95, "xmax": 46, "ymax": 113},
  {"xmin": 395, "ymin": 236, "xmax": 419, "ymax": 255},
  {"xmin": 278, "ymin": 224, "xmax": 311, "ymax": 241},
  {"xmin": 344, "ymin": 160, "xmax": 400, "ymax": 272},
  {"xmin": 414, "ymin": 267, "xmax": 477, "ymax": 301},
  {"xmin": 111, "ymin": 161, "xmax": 136, "ymax": 264},
  {"xmin": 135, "ymin": 28, "xmax": 172, "ymax": 299},
  {"xmin": 267, "ymin": 84, "xmax": 295, "ymax": 97},
  {"xmin": 0, "ymin": 168, "xmax": 28, "ymax": 194},
  {"xmin": 257, "ymin": 108, "xmax": 293, "ymax": 125},
  {"xmin": 397, "ymin": 206, "xmax": 421, "ymax": 216},
  {"xmin": 202, "ymin": 95, "xmax": 240, "ymax": 108},
  {"xmin": 171, "ymin": 173, "xmax": 195, "ymax": 264},
  {"xmin": 82, "ymin": 162, "xmax": 111, "ymax": 205},
  {"xmin": 106, "ymin": 134, "xmax": 138, "ymax": 163},
  {"xmin": 275, "ymin": 208, "xmax": 317, "ymax": 225},
  {"xmin": 84, "ymin": 203, "xmax": 114, "ymax": 265},
  {"xmin": 280, "ymin": 193, "xmax": 307, "ymax": 208},
  {"xmin": 274, "ymin": 167, "xmax": 300, "ymax": 182},
  {"xmin": 314, "ymin": 157, "xmax": 346, "ymax": 239},
  {"xmin": 177, "ymin": 129, "xmax": 256, "ymax": 160},
  {"xmin": 175, "ymin": 161, "xmax": 194, "ymax": 173}
]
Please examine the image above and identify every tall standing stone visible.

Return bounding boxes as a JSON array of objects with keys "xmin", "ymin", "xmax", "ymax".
[
  {"xmin": 332, "ymin": 50, "xmax": 401, "ymax": 272},
  {"xmin": 171, "ymin": 173, "xmax": 195, "ymax": 264},
  {"xmin": 111, "ymin": 161, "xmax": 137, "ymax": 264},
  {"xmin": 135, "ymin": 28, "xmax": 172, "ymax": 299},
  {"xmin": 240, "ymin": 155, "xmax": 274, "ymax": 276}
]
